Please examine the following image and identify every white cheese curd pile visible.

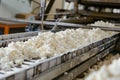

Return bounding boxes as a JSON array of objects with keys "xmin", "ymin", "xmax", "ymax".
[
  {"xmin": 89, "ymin": 21, "xmax": 118, "ymax": 27},
  {"xmin": 0, "ymin": 28, "xmax": 117, "ymax": 70},
  {"xmin": 85, "ymin": 56, "xmax": 120, "ymax": 80}
]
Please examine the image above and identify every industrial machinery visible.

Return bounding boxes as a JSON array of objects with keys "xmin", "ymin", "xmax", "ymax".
[{"xmin": 0, "ymin": 17, "xmax": 120, "ymax": 80}]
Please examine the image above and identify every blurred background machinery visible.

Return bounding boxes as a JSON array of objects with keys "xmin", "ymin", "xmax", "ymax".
[{"xmin": 0, "ymin": 0, "xmax": 120, "ymax": 34}]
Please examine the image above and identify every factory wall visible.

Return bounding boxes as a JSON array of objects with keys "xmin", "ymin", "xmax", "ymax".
[
  {"xmin": 0, "ymin": 3, "xmax": 14, "ymax": 18},
  {"xmin": 0, "ymin": 0, "xmax": 31, "ymax": 18},
  {"xmin": 31, "ymin": 0, "xmax": 40, "ymax": 14}
]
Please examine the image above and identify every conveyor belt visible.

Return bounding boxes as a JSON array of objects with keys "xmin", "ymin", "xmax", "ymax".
[{"xmin": 0, "ymin": 32, "xmax": 119, "ymax": 80}]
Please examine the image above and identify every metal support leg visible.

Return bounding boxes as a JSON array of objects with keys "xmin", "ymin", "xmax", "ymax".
[{"xmin": 40, "ymin": 0, "xmax": 46, "ymax": 30}]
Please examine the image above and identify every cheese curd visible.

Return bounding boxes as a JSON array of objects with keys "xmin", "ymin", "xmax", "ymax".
[
  {"xmin": 108, "ymin": 59, "xmax": 120, "ymax": 76},
  {"xmin": 89, "ymin": 21, "xmax": 116, "ymax": 27},
  {"xmin": 0, "ymin": 28, "xmax": 117, "ymax": 70}
]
